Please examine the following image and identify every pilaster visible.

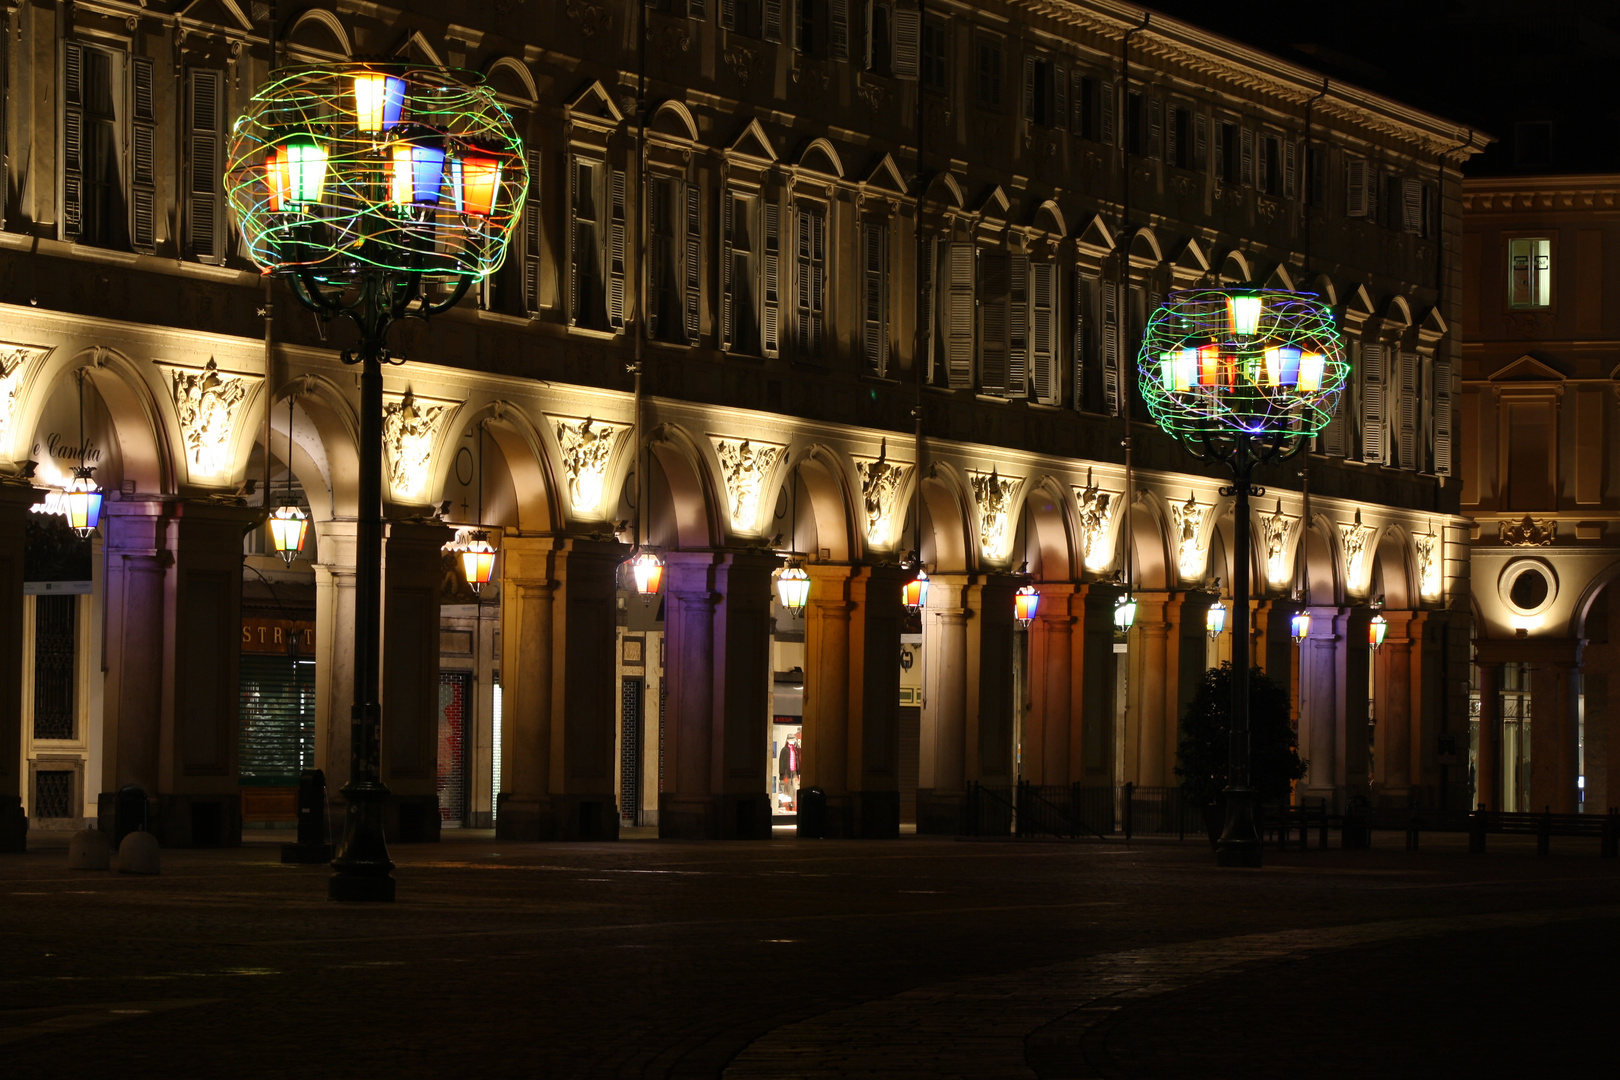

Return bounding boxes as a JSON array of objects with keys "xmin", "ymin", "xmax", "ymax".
[
  {"xmin": 0, "ymin": 481, "xmax": 42, "ymax": 850},
  {"xmin": 380, "ymin": 520, "xmax": 452, "ymax": 842}
]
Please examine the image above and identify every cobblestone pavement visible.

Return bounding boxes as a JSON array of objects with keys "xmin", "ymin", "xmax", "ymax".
[{"xmin": 3, "ymin": 830, "xmax": 1616, "ymax": 1078}]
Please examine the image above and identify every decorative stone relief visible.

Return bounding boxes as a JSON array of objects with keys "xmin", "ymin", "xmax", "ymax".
[
  {"xmin": 1168, "ymin": 492, "xmax": 1209, "ymax": 580},
  {"xmin": 172, "ymin": 358, "xmax": 248, "ymax": 477},
  {"xmin": 1261, "ymin": 499, "xmax": 1296, "ymax": 587},
  {"xmin": 382, "ymin": 391, "xmax": 448, "ymax": 502},
  {"xmin": 1415, "ymin": 532, "xmax": 1440, "ymax": 596},
  {"xmin": 554, "ymin": 415, "xmax": 619, "ymax": 516},
  {"xmin": 1340, "ymin": 508, "xmax": 1377, "ymax": 585},
  {"xmin": 712, "ymin": 437, "xmax": 783, "ymax": 532},
  {"xmin": 0, "ymin": 344, "xmax": 47, "ymax": 457},
  {"xmin": 970, "ymin": 468, "xmax": 1019, "ymax": 561},
  {"xmin": 854, "ymin": 440, "xmax": 910, "ymax": 547},
  {"xmin": 724, "ymin": 46, "xmax": 759, "ymax": 87},
  {"xmin": 565, "ymin": 0, "xmax": 612, "ymax": 37},
  {"xmin": 1073, "ymin": 471, "xmax": 1118, "ymax": 571},
  {"xmin": 1500, "ymin": 515, "xmax": 1556, "ymax": 547}
]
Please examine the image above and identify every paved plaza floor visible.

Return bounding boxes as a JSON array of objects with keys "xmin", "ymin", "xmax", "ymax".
[{"xmin": 3, "ymin": 828, "xmax": 1617, "ymax": 1077}]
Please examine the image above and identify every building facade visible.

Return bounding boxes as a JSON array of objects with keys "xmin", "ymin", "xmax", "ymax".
[
  {"xmin": 0, "ymin": 0, "xmax": 1476, "ymax": 849},
  {"xmin": 1461, "ymin": 174, "xmax": 1620, "ymax": 816}
]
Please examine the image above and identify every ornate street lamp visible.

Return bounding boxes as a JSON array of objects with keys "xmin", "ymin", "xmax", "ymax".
[
  {"xmin": 1369, "ymin": 596, "xmax": 1389, "ymax": 652},
  {"xmin": 1138, "ymin": 287, "xmax": 1349, "ymax": 868},
  {"xmin": 1291, "ymin": 610, "xmax": 1312, "ymax": 645},
  {"xmin": 62, "ymin": 369, "xmax": 103, "ymax": 539},
  {"xmin": 460, "ymin": 531, "xmax": 497, "ymax": 594},
  {"xmin": 1206, "ymin": 599, "xmax": 1228, "ymax": 640},
  {"xmin": 268, "ymin": 393, "xmax": 309, "ymax": 565},
  {"xmin": 776, "ymin": 561, "xmax": 811, "ymax": 616},
  {"xmin": 1113, "ymin": 593, "xmax": 1138, "ymax": 637},
  {"xmin": 629, "ymin": 548, "xmax": 665, "ymax": 602},
  {"xmin": 902, "ymin": 563, "xmax": 929, "ymax": 615},
  {"xmin": 228, "ymin": 62, "xmax": 525, "ymax": 901},
  {"xmin": 1014, "ymin": 584, "xmax": 1041, "ymax": 627}
]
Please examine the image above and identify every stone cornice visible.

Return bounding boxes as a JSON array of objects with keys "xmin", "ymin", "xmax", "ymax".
[
  {"xmin": 1014, "ymin": 0, "xmax": 1483, "ymax": 162},
  {"xmin": 1462, "ymin": 175, "xmax": 1620, "ymax": 213}
]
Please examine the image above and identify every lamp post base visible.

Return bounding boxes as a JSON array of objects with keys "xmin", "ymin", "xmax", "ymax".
[
  {"xmin": 1215, "ymin": 786, "xmax": 1263, "ymax": 868},
  {"xmin": 329, "ymin": 779, "xmax": 396, "ymax": 902}
]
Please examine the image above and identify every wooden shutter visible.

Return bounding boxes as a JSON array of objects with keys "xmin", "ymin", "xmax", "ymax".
[
  {"xmin": 1240, "ymin": 127, "xmax": 1254, "ymax": 187},
  {"xmin": 721, "ymin": 193, "xmax": 735, "ymax": 350},
  {"xmin": 1070, "ymin": 72, "xmax": 1084, "ymax": 135},
  {"xmin": 1434, "ymin": 359, "xmax": 1453, "ymax": 476},
  {"xmin": 1366, "ymin": 169, "xmax": 1380, "ymax": 224},
  {"xmin": 1007, "ymin": 252, "xmax": 1029, "ymax": 397},
  {"xmin": 861, "ymin": 220, "xmax": 888, "ymax": 377},
  {"xmin": 689, "ymin": 0, "xmax": 707, "ymax": 18},
  {"xmin": 683, "ymin": 181, "xmax": 701, "ymax": 344},
  {"xmin": 1165, "ymin": 105, "xmax": 1178, "ymax": 166},
  {"xmin": 1031, "ymin": 261, "xmax": 1056, "ymax": 404},
  {"xmin": 762, "ymin": 195, "xmax": 781, "ymax": 357},
  {"xmin": 1101, "ymin": 279, "xmax": 1120, "ymax": 415},
  {"xmin": 524, "ymin": 150, "xmax": 543, "ymax": 316},
  {"xmin": 945, "ymin": 242, "xmax": 974, "ymax": 389},
  {"xmin": 1195, "ymin": 111, "xmax": 1208, "ymax": 170},
  {"xmin": 647, "ymin": 180, "xmax": 666, "ymax": 341},
  {"xmin": 830, "ymin": 0, "xmax": 850, "ymax": 59},
  {"xmin": 1100, "ymin": 83, "xmax": 1115, "ymax": 146},
  {"xmin": 894, "ymin": 8, "xmax": 921, "ymax": 79},
  {"xmin": 763, "ymin": 0, "xmax": 784, "ymax": 41},
  {"xmin": 609, "ymin": 169, "xmax": 627, "ymax": 330},
  {"xmin": 720, "ymin": 0, "xmax": 737, "ymax": 30},
  {"xmin": 1147, "ymin": 98, "xmax": 1163, "ymax": 159},
  {"xmin": 1022, "ymin": 54, "xmax": 1036, "ymax": 124},
  {"xmin": 1361, "ymin": 342, "xmax": 1385, "ymax": 464},
  {"xmin": 1398, "ymin": 349, "xmax": 1419, "ymax": 469},
  {"xmin": 1401, "ymin": 178, "xmax": 1422, "ymax": 234},
  {"xmin": 979, "ymin": 251, "xmax": 1009, "ymax": 396},
  {"xmin": 1214, "ymin": 122, "xmax": 1226, "ymax": 183},
  {"xmin": 1257, "ymin": 136, "xmax": 1272, "ymax": 195},
  {"xmin": 1053, "ymin": 63, "xmax": 1067, "ymax": 131},
  {"xmin": 794, "ymin": 205, "xmax": 823, "ymax": 357},
  {"xmin": 1321, "ymin": 392, "xmax": 1347, "ymax": 456},
  {"xmin": 1072, "ymin": 267, "xmax": 1088, "ymax": 408},
  {"xmin": 1346, "ymin": 156, "xmax": 1368, "ymax": 217},
  {"xmin": 1284, "ymin": 138, "xmax": 1298, "ymax": 200},
  {"xmin": 185, "ymin": 68, "xmax": 225, "ymax": 261},
  {"xmin": 568, "ymin": 161, "xmax": 582, "ymax": 325},
  {"xmin": 132, "ymin": 58, "xmax": 159, "ymax": 254},
  {"xmin": 923, "ymin": 235, "xmax": 938, "ymax": 381},
  {"xmin": 62, "ymin": 42, "xmax": 84, "ymax": 241}
]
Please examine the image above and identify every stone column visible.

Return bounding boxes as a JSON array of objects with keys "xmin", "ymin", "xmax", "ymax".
[
  {"xmin": 963, "ymin": 575, "xmax": 1018, "ymax": 790},
  {"xmin": 1027, "ymin": 582, "xmax": 1119, "ymax": 788},
  {"xmin": 0, "ymin": 481, "xmax": 41, "ymax": 850},
  {"xmin": 494, "ymin": 535, "xmax": 626, "ymax": 841},
  {"xmin": 1529, "ymin": 649, "xmax": 1583, "ymax": 815},
  {"xmin": 658, "ymin": 551, "xmax": 774, "ymax": 839},
  {"xmin": 313, "ymin": 518, "xmax": 358, "ymax": 818},
  {"xmin": 1407, "ymin": 612, "xmax": 1447, "ymax": 809},
  {"xmin": 1125, "ymin": 592, "xmax": 1172, "ymax": 788},
  {"xmin": 1299, "ymin": 607, "xmax": 1342, "ymax": 807},
  {"xmin": 379, "ymin": 521, "xmax": 451, "ymax": 842},
  {"xmin": 98, "ymin": 497, "xmax": 168, "ymax": 826},
  {"xmin": 1475, "ymin": 659, "xmax": 1501, "ymax": 811},
  {"xmin": 1341, "ymin": 606, "xmax": 1373, "ymax": 802},
  {"xmin": 1373, "ymin": 610, "xmax": 1416, "ymax": 807},
  {"xmin": 918, "ymin": 574, "xmax": 969, "ymax": 833},
  {"xmin": 801, "ymin": 563, "xmax": 904, "ymax": 838}
]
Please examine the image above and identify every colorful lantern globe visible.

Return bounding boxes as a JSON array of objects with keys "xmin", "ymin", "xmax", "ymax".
[
  {"xmin": 460, "ymin": 531, "xmax": 497, "ymax": 593},
  {"xmin": 1114, "ymin": 594, "xmax": 1138, "ymax": 636},
  {"xmin": 1291, "ymin": 610, "xmax": 1311, "ymax": 645},
  {"xmin": 268, "ymin": 502, "xmax": 310, "ymax": 565},
  {"xmin": 353, "ymin": 71, "xmax": 406, "ymax": 133},
  {"xmin": 629, "ymin": 549, "xmax": 665, "ymax": 603},
  {"xmin": 1014, "ymin": 584, "xmax": 1041, "ymax": 627},
  {"xmin": 776, "ymin": 561, "xmax": 811, "ymax": 616},
  {"xmin": 1369, "ymin": 612, "xmax": 1389, "ymax": 651},
  {"xmin": 1206, "ymin": 600, "xmax": 1227, "ymax": 640},
  {"xmin": 226, "ymin": 63, "xmax": 528, "ymax": 282},
  {"xmin": 451, "ymin": 153, "xmax": 502, "ymax": 217},
  {"xmin": 62, "ymin": 467, "xmax": 102, "ymax": 538},
  {"xmin": 902, "ymin": 568, "xmax": 930, "ymax": 614},
  {"xmin": 1138, "ymin": 289, "xmax": 1350, "ymax": 454},
  {"xmin": 389, "ymin": 136, "xmax": 447, "ymax": 206}
]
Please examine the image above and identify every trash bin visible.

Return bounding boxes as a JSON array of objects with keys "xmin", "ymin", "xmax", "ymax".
[
  {"xmin": 1342, "ymin": 798, "xmax": 1371, "ymax": 850},
  {"xmin": 798, "ymin": 787, "xmax": 827, "ymax": 839},
  {"xmin": 113, "ymin": 785, "xmax": 148, "ymax": 845}
]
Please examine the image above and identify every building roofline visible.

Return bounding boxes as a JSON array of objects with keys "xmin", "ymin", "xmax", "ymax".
[{"xmin": 1019, "ymin": 0, "xmax": 1489, "ymax": 162}]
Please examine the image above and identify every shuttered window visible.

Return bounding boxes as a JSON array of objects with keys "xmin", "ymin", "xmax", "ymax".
[
  {"xmin": 762, "ymin": 196, "xmax": 781, "ymax": 356},
  {"xmin": 609, "ymin": 169, "xmax": 628, "ymax": 330},
  {"xmin": 1434, "ymin": 359, "xmax": 1453, "ymax": 476},
  {"xmin": 1099, "ymin": 83, "xmax": 1116, "ymax": 146},
  {"xmin": 793, "ymin": 202, "xmax": 827, "ymax": 359},
  {"xmin": 1072, "ymin": 267, "xmax": 1092, "ymax": 410},
  {"xmin": 723, "ymin": 190, "xmax": 760, "ymax": 354},
  {"xmin": 131, "ymin": 58, "xmax": 157, "ymax": 253},
  {"xmin": 1031, "ymin": 261, "xmax": 1058, "ymax": 405},
  {"xmin": 569, "ymin": 159, "xmax": 603, "ymax": 328},
  {"xmin": 1345, "ymin": 156, "xmax": 1369, "ymax": 217},
  {"xmin": 1008, "ymin": 252, "xmax": 1029, "ymax": 397},
  {"xmin": 1397, "ymin": 349, "xmax": 1419, "ymax": 470},
  {"xmin": 650, "ymin": 177, "xmax": 679, "ymax": 341},
  {"xmin": 860, "ymin": 219, "xmax": 889, "ymax": 377},
  {"xmin": 893, "ymin": 7, "xmax": 921, "ymax": 79},
  {"xmin": 829, "ymin": 0, "xmax": 850, "ymax": 59},
  {"xmin": 944, "ymin": 241, "xmax": 974, "ymax": 389},
  {"xmin": 238, "ymin": 654, "xmax": 315, "ymax": 787},
  {"xmin": 1361, "ymin": 342, "xmax": 1386, "ymax": 464},
  {"xmin": 1240, "ymin": 126, "xmax": 1255, "ymax": 187},
  {"xmin": 1147, "ymin": 98, "xmax": 1163, "ymax": 159},
  {"xmin": 979, "ymin": 251, "xmax": 1009, "ymax": 395},
  {"xmin": 186, "ymin": 68, "xmax": 225, "ymax": 261},
  {"xmin": 683, "ymin": 181, "xmax": 702, "ymax": 344},
  {"xmin": 63, "ymin": 42, "xmax": 131, "ymax": 249},
  {"xmin": 1101, "ymin": 279, "xmax": 1120, "ymax": 415},
  {"xmin": 522, "ymin": 150, "xmax": 543, "ymax": 315}
]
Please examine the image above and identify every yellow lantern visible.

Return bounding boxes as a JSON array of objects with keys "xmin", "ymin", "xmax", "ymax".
[
  {"xmin": 268, "ymin": 502, "xmax": 309, "ymax": 565},
  {"xmin": 1369, "ymin": 612, "xmax": 1388, "ymax": 651},
  {"xmin": 776, "ymin": 561, "xmax": 811, "ymax": 616},
  {"xmin": 460, "ymin": 531, "xmax": 497, "ymax": 593},
  {"xmin": 353, "ymin": 71, "xmax": 406, "ymax": 133},
  {"xmin": 1291, "ymin": 610, "xmax": 1311, "ymax": 645}
]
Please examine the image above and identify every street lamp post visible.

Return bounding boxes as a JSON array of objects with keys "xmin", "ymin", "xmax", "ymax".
[
  {"xmin": 1137, "ymin": 288, "xmax": 1348, "ymax": 868},
  {"xmin": 228, "ymin": 63, "xmax": 526, "ymax": 901}
]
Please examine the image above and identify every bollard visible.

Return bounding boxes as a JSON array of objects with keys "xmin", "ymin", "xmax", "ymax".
[
  {"xmin": 117, "ymin": 830, "xmax": 160, "ymax": 875},
  {"xmin": 797, "ymin": 787, "xmax": 827, "ymax": 839},
  {"xmin": 1469, "ymin": 806, "xmax": 1487, "ymax": 854},
  {"xmin": 68, "ymin": 828, "xmax": 112, "ymax": 870},
  {"xmin": 282, "ymin": 769, "xmax": 335, "ymax": 864}
]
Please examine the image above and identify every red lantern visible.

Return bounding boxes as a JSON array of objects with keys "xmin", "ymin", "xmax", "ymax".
[
  {"xmin": 902, "ymin": 568, "xmax": 930, "ymax": 614},
  {"xmin": 454, "ymin": 153, "xmax": 502, "ymax": 217}
]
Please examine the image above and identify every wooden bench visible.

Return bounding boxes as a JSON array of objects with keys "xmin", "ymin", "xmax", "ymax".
[{"xmin": 1468, "ymin": 807, "xmax": 1620, "ymax": 857}]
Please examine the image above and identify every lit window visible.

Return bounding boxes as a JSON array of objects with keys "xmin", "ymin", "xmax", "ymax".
[{"xmin": 1508, "ymin": 238, "xmax": 1552, "ymax": 308}]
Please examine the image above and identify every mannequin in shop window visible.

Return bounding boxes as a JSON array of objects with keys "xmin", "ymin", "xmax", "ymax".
[{"xmin": 778, "ymin": 730, "xmax": 802, "ymax": 813}]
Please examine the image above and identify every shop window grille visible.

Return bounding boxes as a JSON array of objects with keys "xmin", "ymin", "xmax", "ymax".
[
  {"xmin": 32, "ymin": 595, "xmax": 77, "ymax": 740},
  {"xmin": 34, "ymin": 769, "xmax": 73, "ymax": 819},
  {"xmin": 238, "ymin": 654, "xmax": 315, "ymax": 784},
  {"xmin": 437, "ymin": 671, "xmax": 471, "ymax": 826},
  {"xmin": 621, "ymin": 677, "xmax": 643, "ymax": 826}
]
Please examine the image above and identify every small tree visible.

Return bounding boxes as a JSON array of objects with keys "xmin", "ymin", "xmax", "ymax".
[{"xmin": 1175, "ymin": 662, "xmax": 1307, "ymax": 809}]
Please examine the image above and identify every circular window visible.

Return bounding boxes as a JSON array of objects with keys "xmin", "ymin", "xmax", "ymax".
[{"xmin": 1500, "ymin": 559, "xmax": 1559, "ymax": 617}]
